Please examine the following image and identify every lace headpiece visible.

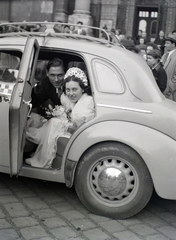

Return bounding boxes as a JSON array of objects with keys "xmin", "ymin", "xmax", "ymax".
[{"xmin": 64, "ymin": 67, "xmax": 88, "ymax": 86}]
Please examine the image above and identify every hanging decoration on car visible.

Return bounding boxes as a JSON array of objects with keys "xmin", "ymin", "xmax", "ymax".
[
  {"xmin": 0, "ymin": 69, "xmax": 18, "ymax": 102},
  {"xmin": 0, "ymin": 81, "xmax": 15, "ymax": 102}
]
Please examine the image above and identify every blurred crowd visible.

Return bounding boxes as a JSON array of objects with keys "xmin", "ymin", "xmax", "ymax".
[
  {"xmin": 108, "ymin": 27, "xmax": 176, "ymax": 101},
  {"xmin": 0, "ymin": 20, "xmax": 88, "ymax": 35}
]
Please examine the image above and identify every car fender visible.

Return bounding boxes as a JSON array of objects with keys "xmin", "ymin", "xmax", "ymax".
[{"xmin": 66, "ymin": 121, "xmax": 176, "ymax": 199}]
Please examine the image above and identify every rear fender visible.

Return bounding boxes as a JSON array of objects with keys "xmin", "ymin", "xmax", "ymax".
[{"xmin": 66, "ymin": 121, "xmax": 176, "ymax": 199}]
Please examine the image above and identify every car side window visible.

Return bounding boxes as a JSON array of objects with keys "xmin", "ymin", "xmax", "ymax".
[
  {"xmin": 0, "ymin": 52, "xmax": 20, "ymax": 100},
  {"xmin": 94, "ymin": 60, "xmax": 124, "ymax": 94}
]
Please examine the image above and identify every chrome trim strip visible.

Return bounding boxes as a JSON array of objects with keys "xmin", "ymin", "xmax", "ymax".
[{"xmin": 97, "ymin": 103, "xmax": 152, "ymax": 114}]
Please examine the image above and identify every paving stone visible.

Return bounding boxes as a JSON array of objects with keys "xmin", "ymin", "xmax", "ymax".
[
  {"xmin": 171, "ymin": 221, "xmax": 176, "ymax": 227},
  {"xmin": 60, "ymin": 209, "xmax": 85, "ymax": 221},
  {"xmin": 42, "ymin": 216, "xmax": 67, "ymax": 229},
  {"xmin": 82, "ymin": 228, "xmax": 111, "ymax": 240},
  {"xmin": 52, "ymin": 202, "xmax": 74, "ymax": 213},
  {"xmin": 71, "ymin": 218, "xmax": 96, "ymax": 230},
  {"xmin": 33, "ymin": 208, "xmax": 56, "ymax": 219},
  {"xmin": 0, "ymin": 229, "xmax": 19, "ymax": 239},
  {"xmin": 15, "ymin": 190, "xmax": 37, "ymax": 198},
  {"xmin": 32, "ymin": 237, "xmax": 55, "ymax": 240},
  {"xmin": 118, "ymin": 217, "xmax": 141, "ymax": 226},
  {"xmin": 29, "ymin": 184, "xmax": 51, "ymax": 193},
  {"xmin": 37, "ymin": 191, "xmax": 65, "ymax": 204},
  {"xmin": 163, "ymin": 201, "xmax": 176, "ymax": 212},
  {"xmin": 113, "ymin": 230, "xmax": 141, "ymax": 240},
  {"xmin": 0, "ymin": 219, "xmax": 12, "ymax": 229},
  {"xmin": 136, "ymin": 209, "xmax": 154, "ymax": 218},
  {"xmin": 11, "ymin": 216, "xmax": 39, "ymax": 227},
  {"xmin": 0, "ymin": 188, "xmax": 13, "ymax": 195},
  {"xmin": 157, "ymin": 199, "xmax": 174, "ymax": 209},
  {"xmin": 4, "ymin": 202, "xmax": 29, "ymax": 217},
  {"xmin": 156, "ymin": 212, "xmax": 176, "ymax": 223},
  {"xmin": 129, "ymin": 223, "xmax": 157, "ymax": 236},
  {"xmin": 142, "ymin": 216, "xmax": 167, "ymax": 227},
  {"xmin": 20, "ymin": 225, "xmax": 49, "ymax": 239},
  {"xmin": 0, "ymin": 182, "xmax": 7, "ymax": 188},
  {"xmin": 145, "ymin": 234, "xmax": 170, "ymax": 240},
  {"xmin": 0, "ymin": 209, "xmax": 6, "ymax": 218},
  {"xmin": 147, "ymin": 203, "xmax": 167, "ymax": 214},
  {"xmin": 88, "ymin": 213, "xmax": 111, "ymax": 222},
  {"xmin": 6, "ymin": 179, "xmax": 29, "ymax": 192},
  {"xmin": 22, "ymin": 197, "xmax": 49, "ymax": 210},
  {"xmin": 49, "ymin": 226, "xmax": 78, "ymax": 239},
  {"xmin": 99, "ymin": 220, "xmax": 126, "ymax": 233},
  {"xmin": 157, "ymin": 225, "xmax": 176, "ymax": 240},
  {"xmin": 74, "ymin": 203, "xmax": 90, "ymax": 215},
  {"xmin": 0, "ymin": 195, "xmax": 19, "ymax": 204},
  {"xmin": 67, "ymin": 238, "xmax": 87, "ymax": 240}
]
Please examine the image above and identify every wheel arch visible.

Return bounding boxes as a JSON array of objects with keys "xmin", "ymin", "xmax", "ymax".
[
  {"xmin": 67, "ymin": 139, "xmax": 151, "ymax": 188},
  {"xmin": 65, "ymin": 121, "xmax": 176, "ymax": 200}
]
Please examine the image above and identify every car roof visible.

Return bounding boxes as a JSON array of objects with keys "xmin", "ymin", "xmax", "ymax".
[{"xmin": 0, "ymin": 22, "xmax": 163, "ymax": 102}]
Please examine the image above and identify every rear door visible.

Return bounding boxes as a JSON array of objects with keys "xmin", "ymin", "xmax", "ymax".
[{"xmin": 9, "ymin": 38, "xmax": 39, "ymax": 176}]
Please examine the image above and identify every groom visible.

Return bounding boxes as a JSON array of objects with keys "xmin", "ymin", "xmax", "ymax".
[
  {"xmin": 24, "ymin": 58, "xmax": 65, "ymax": 154},
  {"xmin": 32, "ymin": 57, "xmax": 65, "ymax": 109}
]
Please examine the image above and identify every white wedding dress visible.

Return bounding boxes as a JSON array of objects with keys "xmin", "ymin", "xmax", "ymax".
[{"xmin": 25, "ymin": 93, "xmax": 95, "ymax": 168}]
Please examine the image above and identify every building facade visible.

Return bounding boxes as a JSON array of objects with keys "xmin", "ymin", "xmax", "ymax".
[{"xmin": 0, "ymin": 0, "xmax": 176, "ymax": 41}]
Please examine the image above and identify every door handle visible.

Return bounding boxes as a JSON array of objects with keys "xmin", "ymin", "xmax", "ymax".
[{"xmin": 23, "ymin": 99, "xmax": 32, "ymax": 117}]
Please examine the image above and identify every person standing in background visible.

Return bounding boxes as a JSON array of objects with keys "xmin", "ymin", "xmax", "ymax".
[
  {"xmin": 161, "ymin": 33, "xmax": 176, "ymax": 101},
  {"xmin": 154, "ymin": 30, "xmax": 165, "ymax": 55},
  {"xmin": 74, "ymin": 21, "xmax": 87, "ymax": 35},
  {"xmin": 147, "ymin": 49, "xmax": 167, "ymax": 93},
  {"xmin": 134, "ymin": 29, "xmax": 143, "ymax": 45}
]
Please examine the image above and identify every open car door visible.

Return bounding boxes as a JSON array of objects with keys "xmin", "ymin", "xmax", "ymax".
[{"xmin": 9, "ymin": 37, "xmax": 39, "ymax": 176}]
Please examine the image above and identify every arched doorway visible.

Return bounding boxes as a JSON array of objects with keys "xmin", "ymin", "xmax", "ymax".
[{"xmin": 135, "ymin": 6, "xmax": 158, "ymax": 42}]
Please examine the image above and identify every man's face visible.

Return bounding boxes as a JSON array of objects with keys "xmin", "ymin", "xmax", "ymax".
[
  {"xmin": 142, "ymin": 32, "xmax": 146, "ymax": 38},
  {"xmin": 139, "ymin": 38, "xmax": 144, "ymax": 44},
  {"xmin": 164, "ymin": 40, "xmax": 175, "ymax": 52},
  {"xmin": 159, "ymin": 31, "xmax": 164, "ymax": 37},
  {"xmin": 146, "ymin": 46, "xmax": 154, "ymax": 54},
  {"xmin": 47, "ymin": 66, "xmax": 65, "ymax": 88},
  {"xmin": 147, "ymin": 55, "xmax": 157, "ymax": 68},
  {"xmin": 78, "ymin": 23, "xmax": 82, "ymax": 29}
]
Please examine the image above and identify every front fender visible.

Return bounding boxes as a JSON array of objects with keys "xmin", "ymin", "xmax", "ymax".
[{"xmin": 67, "ymin": 121, "xmax": 176, "ymax": 199}]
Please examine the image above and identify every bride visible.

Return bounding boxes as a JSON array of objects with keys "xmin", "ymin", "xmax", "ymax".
[{"xmin": 25, "ymin": 67, "xmax": 95, "ymax": 168}]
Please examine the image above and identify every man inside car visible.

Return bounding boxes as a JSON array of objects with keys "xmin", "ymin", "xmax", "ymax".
[{"xmin": 31, "ymin": 57, "xmax": 65, "ymax": 109}]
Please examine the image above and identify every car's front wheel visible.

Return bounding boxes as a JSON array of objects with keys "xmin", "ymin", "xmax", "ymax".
[{"xmin": 74, "ymin": 142, "xmax": 153, "ymax": 219}]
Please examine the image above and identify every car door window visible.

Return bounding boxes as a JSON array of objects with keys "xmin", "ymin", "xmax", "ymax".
[
  {"xmin": 0, "ymin": 52, "xmax": 20, "ymax": 100},
  {"xmin": 94, "ymin": 60, "xmax": 124, "ymax": 94}
]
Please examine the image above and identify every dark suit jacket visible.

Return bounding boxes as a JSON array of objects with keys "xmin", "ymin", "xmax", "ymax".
[
  {"xmin": 31, "ymin": 77, "xmax": 62, "ymax": 108},
  {"xmin": 152, "ymin": 64, "xmax": 167, "ymax": 93}
]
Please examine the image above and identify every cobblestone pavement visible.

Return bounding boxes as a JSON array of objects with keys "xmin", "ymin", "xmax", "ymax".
[{"xmin": 0, "ymin": 173, "xmax": 176, "ymax": 240}]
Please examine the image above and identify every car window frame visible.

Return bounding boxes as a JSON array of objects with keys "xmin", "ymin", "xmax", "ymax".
[{"xmin": 92, "ymin": 58, "xmax": 125, "ymax": 95}]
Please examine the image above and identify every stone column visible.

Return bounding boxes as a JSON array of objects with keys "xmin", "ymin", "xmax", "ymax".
[
  {"xmin": 68, "ymin": 0, "xmax": 93, "ymax": 27},
  {"xmin": 54, "ymin": 0, "xmax": 68, "ymax": 23},
  {"xmin": 125, "ymin": 0, "xmax": 135, "ymax": 38},
  {"xmin": 74, "ymin": 0, "xmax": 91, "ymax": 14}
]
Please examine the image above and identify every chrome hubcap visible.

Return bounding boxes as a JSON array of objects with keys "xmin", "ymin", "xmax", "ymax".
[{"xmin": 90, "ymin": 158, "xmax": 138, "ymax": 202}]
